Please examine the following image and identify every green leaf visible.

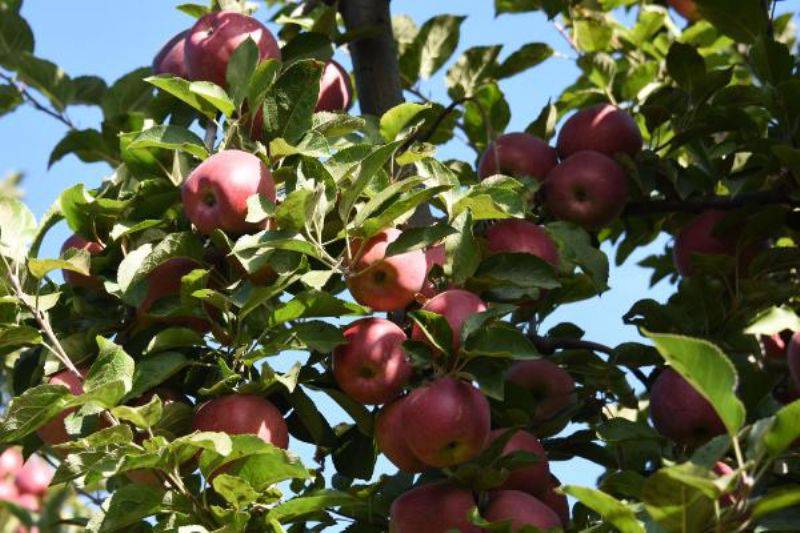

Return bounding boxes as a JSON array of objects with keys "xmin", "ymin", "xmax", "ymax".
[
  {"xmin": 49, "ymin": 129, "xmax": 119, "ymax": 167},
  {"xmin": 288, "ymin": 389, "xmax": 337, "ymax": 447},
  {"xmin": 444, "ymin": 209, "xmax": 480, "ymax": 285},
  {"xmin": 380, "ymin": 102, "xmax": 431, "ymax": 142},
  {"xmin": 694, "ymin": 0, "xmax": 767, "ymax": 44},
  {"xmin": 226, "ymin": 38, "xmax": 260, "ymax": 107},
  {"xmin": 641, "ymin": 467, "xmax": 715, "ymax": 531},
  {"xmin": 266, "ymin": 489, "xmax": 363, "ymax": 522},
  {"xmin": 0, "ymin": 83, "xmax": 22, "ymax": 116},
  {"xmin": 111, "ymin": 395, "xmax": 163, "ymax": 429},
  {"xmin": 446, "ymin": 45, "xmax": 502, "ymax": 100},
  {"xmin": 463, "ymin": 322, "xmax": 538, "ymax": 359},
  {"xmin": 70, "ymin": 75, "xmax": 107, "ymax": 106},
  {"xmin": 128, "ymin": 352, "xmax": 189, "ymax": 401},
  {"xmin": 385, "ymin": 223, "xmax": 456, "ymax": 257},
  {"xmin": 761, "ymin": 399, "xmax": 800, "ymax": 457},
  {"xmin": 752, "ymin": 485, "xmax": 800, "ymax": 521},
  {"xmin": 408, "ymin": 309, "xmax": 454, "ymax": 356},
  {"xmin": 291, "ymin": 321, "xmax": 345, "ymax": 352},
  {"xmin": 645, "ymin": 332, "xmax": 745, "ymax": 436},
  {"xmin": 0, "ymin": 12, "xmax": 33, "ymax": 67},
  {"xmin": 145, "ymin": 74, "xmax": 219, "ymax": 119},
  {"xmin": 525, "ymin": 100, "xmax": 558, "ymax": 141},
  {"xmin": 454, "ymin": 176, "xmax": 525, "ymax": 220},
  {"xmin": 281, "ymin": 32, "xmax": 334, "ymax": 64},
  {"xmin": 563, "ymin": 485, "xmax": 644, "ymax": 533},
  {"xmin": 744, "ymin": 306, "xmax": 800, "ymax": 336},
  {"xmin": 101, "ymin": 67, "xmax": 153, "ymax": 119},
  {"xmin": 0, "ymin": 324, "xmax": 42, "ymax": 349},
  {"xmin": 27, "ymin": 250, "xmax": 90, "ymax": 279},
  {"xmin": 493, "ymin": 42, "xmax": 552, "ymax": 79},
  {"xmin": 83, "ymin": 337, "xmax": 135, "ymax": 407},
  {"xmin": 189, "ymin": 81, "xmax": 235, "ymax": 117},
  {"xmin": 666, "ymin": 42, "xmax": 705, "ymax": 93},
  {"xmin": 125, "ymin": 125, "xmax": 208, "ymax": 160},
  {"xmin": 212, "ymin": 474, "xmax": 259, "ymax": 510},
  {"xmin": 463, "ymin": 82, "xmax": 511, "ymax": 151},
  {"xmin": 261, "ymin": 59, "xmax": 324, "ymax": 145},
  {"xmin": 232, "ymin": 230, "xmax": 321, "ymax": 260},
  {"xmin": 0, "ymin": 384, "xmax": 77, "ymax": 443},
  {"xmin": 14, "ymin": 53, "xmax": 72, "ymax": 110},
  {"xmin": 402, "ymin": 15, "xmax": 466, "ymax": 82},
  {"xmin": 0, "ymin": 196, "xmax": 36, "ymax": 261},
  {"xmin": 573, "ymin": 19, "xmax": 613, "ymax": 53},
  {"xmin": 270, "ymin": 290, "xmax": 365, "ymax": 327},
  {"xmin": 86, "ymin": 483, "xmax": 165, "ymax": 533},
  {"xmin": 357, "ymin": 185, "xmax": 450, "ymax": 237},
  {"xmin": 332, "ymin": 425, "xmax": 377, "ymax": 479},
  {"xmin": 472, "ymin": 252, "xmax": 560, "ymax": 301},
  {"xmin": 338, "ymin": 140, "xmax": 403, "ymax": 222},
  {"xmin": 547, "ymin": 221, "xmax": 608, "ymax": 291}
]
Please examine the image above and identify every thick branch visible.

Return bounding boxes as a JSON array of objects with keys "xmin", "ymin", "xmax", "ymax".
[
  {"xmin": 624, "ymin": 189, "xmax": 796, "ymax": 216},
  {"xmin": 339, "ymin": 0, "xmax": 403, "ymax": 116}
]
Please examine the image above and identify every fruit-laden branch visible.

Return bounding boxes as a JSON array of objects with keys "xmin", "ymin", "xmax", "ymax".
[
  {"xmin": 0, "ymin": 71, "xmax": 76, "ymax": 130},
  {"xmin": 624, "ymin": 188, "xmax": 798, "ymax": 216},
  {"xmin": 339, "ymin": 0, "xmax": 404, "ymax": 116}
]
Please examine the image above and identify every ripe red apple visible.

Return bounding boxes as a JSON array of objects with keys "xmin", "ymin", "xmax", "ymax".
[
  {"xmin": 0, "ymin": 479, "xmax": 18, "ymax": 500},
  {"xmin": 333, "ymin": 318, "xmax": 412, "ymax": 405},
  {"xmin": 0, "ymin": 448, "xmax": 23, "ymax": 479},
  {"xmin": 672, "ymin": 210, "xmax": 737, "ymax": 277},
  {"xmin": 762, "ymin": 330, "xmax": 793, "ymax": 359},
  {"xmin": 37, "ymin": 368, "xmax": 89, "ymax": 445},
  {"xmin": 649, "ymin": 368, "xmax": 726, "ymax": 447},
  {"xmin": 316, "ymin": 60, "xmax": 352, "ymax": 113},
  {"xmin": 506, "ymin": 359, "xmax": 576, "ymax": 423},
  {"xmin": 478, "ymin": 133, "xmax": 558, "ymax": 182},
  {"xmin": 669, "ymin": 0, "xmax": 700, "ymax": 20},
  {"xmin": 61, "ymin": 234, "xmax": 105, "ymax": 289},
  {"xmin": 389, "ymin": 481, "xmax": 481, "ymax": 533},
  {"xmin": 490, "ymin": 429, "xmax": 550, "ymax": 495},
  {"xmin": 347, "ymin": 228, "xmax": 428, "ymax": 312},
  {"xmin": 483, "ymin": 490, "xmax": 562, "ymax": 530},
  {"xmin": 556, "ymin": 103, "xmax": 642, "ymax": 159},
  {"xmin": 544, "ymin": 150, "xmax": 629, "ymax": 229},
  {"xmin": 152, "ymin": 30, "xmax": 189, "ymax": 78},
  {"xmin": 788, "ymin": 333, "xmax": 800, "ymax": 392},
  {"xmin": 540, "ymin": 475, "xmax": 570, "ymax": 525},
  {"xmin": 136, "ymin": 257, "xmax": 209, "ymax": 332},
  {"xmin": 182, "ymin": 150, "xmax": 276, "ymax": 235},
  {"xmin": 193, "ymin": 394, "xmax": 288, "ymax": 449},
  {"xmin": 485, "ymin": 219, "xmax": 559, "ymax": 267},
  {"xmin": 410, "ymin": 289, "xmax": 488, "ymax": 353},
  {"xmin": 401, "ymin": 377, "xmax": 490, "ymax": 467},
  {"xmin": 14, "ymin": 456, "xmax": 53, "ymax": 496},
  {"xmin": 185, "ymin": 11, "xmax": 281, "ymax": 87},
  {"xmin": 375, "ymin": 398, "xmax": 429, "ymax": 473}
]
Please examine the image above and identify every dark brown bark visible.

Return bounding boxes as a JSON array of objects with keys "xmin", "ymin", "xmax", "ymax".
[{"xmin": 339, "ymin": 0, "xmax": 404, "ymax": 117}]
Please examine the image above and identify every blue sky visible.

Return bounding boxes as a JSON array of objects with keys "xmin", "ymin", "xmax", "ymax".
[{"xmin": 5, "ymin": 0, "xmax": 783, "ymax": 514}]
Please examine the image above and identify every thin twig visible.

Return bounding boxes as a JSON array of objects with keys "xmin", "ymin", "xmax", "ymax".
[
  {"xmin": 0, "ymin": 71, "xmax": 76, "ymax": 129},
  {"xmin": 553, "ymin": 21, "xmax": 579, "ymax": 54}
]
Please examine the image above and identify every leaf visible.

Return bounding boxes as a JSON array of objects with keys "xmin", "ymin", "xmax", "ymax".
[
  {"xmin": 126, "ymin": 125, "xmax": 208, "ymax": 160},
  {"xmin": 493, "ymin": 42, "xmax": 553, "ymax": 79},
  {"xmin": 83, "ymin": 337, "xmax": 135, "ymax": 407},
  {"xmin": 547, "ymin": 221, "xmax": 608, "ymax": 291},
  {"xmin": 189, "ymin": 81, "xmax": 235, "ymax": 117},
  {"xmin": 232, "ymin": 230, "xmax": 321, "ymax": 260},
  {"xmin": 261, "ymin": 59, "xmax": 324, "ymax": 145},
  {"xmin": 291, "ymin": 321, "xmax": 345, "ymax": 352},
  {"xmin": 752, "ymin": 485, "xmax": 800, "ymax": 521},
  {"xmin": 27, "ymin": 251, "xmax": 90, "ymax": 280},
  {"xmin": 266, "ymin": 490, "xmax": 363, "ymax": 522},
  {"xmin": 338, "ymin": 140, "xmax": 403, "ymax": 222},
  {"xmin": 0, "ymin": 196, "xmax": 36, "ymax": 261},
  {"xmin": 128, "ymin": 352, "xmax": 189, "ymax": 401},
  {"xmin": 332, "ymin": 425, "xmax": 377, "ymax": 480},
  {"xmin": 102, "ymin": 67, "xmax": 154, "ymax": 119},
  {"xmin": 111, "ymin": 396, "xmax": 163, "ymax": 429},
  {"xmin": 407, "ymin": 309, "xmax": 454, "ymax": 356},
  {"xmin": 462, "ymin": 82, "xmax": 511, "ymax": 151},
  {"xmin": 379, "ymin": 102, "xmax": 431, "ymax": 142},
  {"xmin": 744, "ymin": 306, "xmax": 800, "ymax": 336},
  {"xmin": 226, "ymin": 38, "xmax": 260, "ymax": 107},
  {"xmin": 444, "ymin": 209, "xmax": 480, "ymax": 285},
  {"xmin": 0, "ymin": 324, "xmax": 42, "ymax": 349},
  {"xmin": 641, "ymin": 467, "xmax": 715, "ymax": 531},
  {"xmin": 0, "ymin": 384, "xmax": 76, "ymax": 443},
  {"xmin": 288, "ymin": 389, "xmax": 337, "ymax": 447},
  {"xmin": 402, "ymin": 15, "xmax": 466, "ymax": 82},
  {"xmin": 86, "ymin": 483, "xmax": 164, "ymax": 533},
  {"xmin": 525, "ymin": 100, "xmax": 558, "ymax": 141},
  {"xmin": 446, "ymin": 45, "xmax": 502, "ymax": 100},
  {"xmin": 385, "ymin": 223, "xmax": 456, "ymax": 257},
  {"xmin": 0, "ymin": 12, "xmax": 33, "ymax": 66},
  {"xmin": 471, "ymin": 252, "xmax": 560, "ymax": 301},
  {"xmin": 0, "ymin": 83, "xmax": 22, "ymax": 116},
  {"xmin": 563, "ymin": 486, "xmax": 644, "ymax": 533},
  {"xmin": 645, "ymin": 332, "xmax": 745, "ymax": 436},
  {"xmin": 14, "ymin": 53, "xmax": 71, "ymax": 110},
  {"xmin": 49, "ymin": 129, "xmax": 118, "ymax": 167},
  {"xmin": 573, "ymin": 19, "xmax": 613, "ymax": 53},
  {"xmin": 666, "ymin": 42, "xmax": 705, "ymax": 93},
  {"xmin": 270, "ymin": 290, "xmax": 365, "ymax": 327},
  {"xmin": 145, "ymin": 74, "xmax": 219, "ymax": 119},
  {"xmin": 212, "ymin": 474, "xmax": 259, "ymax": 510},
  {"xmin": 462, "ymin": 323, "xmax": 538, "ymax": 359},
  {"xmin": 694, "ymin": 0, "xmax": 767, "ymax": 44},
  {"xmin": 761, "ymin": 399, "xmax": 800, "ymax": 457}
]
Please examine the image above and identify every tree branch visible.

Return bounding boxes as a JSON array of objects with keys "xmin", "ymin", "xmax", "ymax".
[
  {"xmin": 339, "ymin": 0, "xmax": 404, "ymax": 116},
  {"xmin": 624, "ymin": 189, "xmax": 797, "ymax": 216},
  {"xmin": 0, "ymin": 71, "xmax": 76, "ymax": 129}
]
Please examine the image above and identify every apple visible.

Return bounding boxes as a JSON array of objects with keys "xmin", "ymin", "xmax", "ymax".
[
  {"xmin": 137, "ymin": 257, "xmax": 209, "ymax": 332},
  {"xmin": 490, "ymin": 429, "xmax": 550, "ymax": 496},
  {"xmin": 672, "ymin": 210, "xmax": 738, "ymax": 277},
  {"xmin": 0, "ymin": 479, "xmax": 18, "ymax": 500},
  {"xmin": 185, "ymin": 11, "xmax": 281, "ymax": 87},
  {"xmin": 669, "ymin": 0, "xmax": 700, "ymax": 20},
  {"xmin": 540, "ymin": 475, "xmax": 570, "ymax": 525},
  {"xmin": 152, "ymin": 30, "xmax": 189, "ymax": 78},
  {"xmin": 401, "ymin": 377, "xmax": 490, "ymax": 467},
  {"xmin": 544, "ymin": 150, "xmax": 629, "ymax": 229},
  {"xmin": 649, "ymin": 368, "xmax": 726, "ymax": 447},
  {"xmin": 14, "ymin": 456, "xmax": 53, "ymax": 496},
  {"xmin": 556, "ymin": 103, "xmax": 642, "ymax": 159},
  {"xmin": 61, "ymin": 234, "xmax": 105, "ymax": 289},
  {"xmin": 410, "ymin": 289, "xmax": 488, "ymax": 353},
  {"xmin": 478, "ymin": 132, "xmax": 559, "ymax": 182},
  {"xmin": 762, "ymin": 330, "xmax": 793, "ymax": 359},
  {"xmin": 0, "ymin": 448, "xmax": 23, "ymax": 479},
  {"xmin": 316, "ymin": 60, "xmax": 353, "ymax": 113},
  {"xmin": 389, "ymin": 481, "xmax": 481, "ymax": 533},
  {"xmin": 375, "ymin": 398, "xmax": 429, "ymax": 473},
  {"xmin": 333, "ymin": 318, "xmax": 413, "ymax": 405},
  {"xmin": 483, "ymin": 490, "xmax": 562, "ymax": 530},
  {"xmin": 506, "ymin": 359, "xmax": 576, "ymax": 423},
  {"xmin": 193, "ymin": 394, "xmax": 288, "ymax": 449},
  {"xmin": 485, "ymin": 219, "xmax": 559, "ymax": 267},
  {"xmin": 714, "ymin": 461, "xmax": 736, "ymax": 507},
  {"xmin": 788, "ymin": 333, "xmax": 800, "ymax": 392},
  {"xmin": 14, "ymin": 492, "xmax": 40, "ymax": 511},
  {"xmin": 182, "ymin": 150, "xmax": 276, "ymax": 236},
  {"xmin": 347, "ymin": 228, "xmax": 428, "ymax": 312},
  {"xmin": 37, "ymin": 368, "xmax": 89, "ymax": 445}
]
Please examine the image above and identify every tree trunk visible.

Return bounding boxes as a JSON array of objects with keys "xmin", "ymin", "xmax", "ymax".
[{"xmin": 339, "ymin": 0, "xmax": 404, "ymax": 117}]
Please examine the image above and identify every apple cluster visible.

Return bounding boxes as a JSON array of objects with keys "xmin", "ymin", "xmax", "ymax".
[{"xmin": 0, "ymin": 448, "xmax": 53, "ymax": 519}]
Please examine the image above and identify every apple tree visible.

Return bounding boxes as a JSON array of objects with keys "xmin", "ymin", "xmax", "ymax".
[{"xmin": 1, "ymin": 0, "xmax": 800, "ymax": 531}]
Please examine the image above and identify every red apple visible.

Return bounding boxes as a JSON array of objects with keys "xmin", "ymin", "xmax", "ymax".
[
  {"xmin": 540, "ymin": 475, "xmax": 570, "ymax": 525},
  {"xmin": 669, "ymin": 0, "xmax": 700, "ymax": 20},
  {"xmin": 0, "ymin": 480, "xmax": 18, "ymax": 500},
  {"xmin": 375, "ymin": 398, "xmax": 429, "ymax": 473},
  {"xmin": 14, "ymin": 456, "xmax": 53, "ymax": 496},
  {"xmin": 483, "ymin": 490, "xmax": 562, "ymax": 530},
  {"xmin": 762, "ymin": 330, "xmax": 793, "ymax": 359},
  {"xmin": 544, "ymin": 150, "xmax": 629, "ymax": 229},
  {"xmin": 185, "ymin": 11, "xmax": 281, "ymax": 87},
  {"xmin": 182, "ymin": 150, "xmax": 276, "ymax": 236},
  {"xmin": 556, "ymin": 103, "xmax": 642, "ymax": 159},
  {"xmin": 333, "ymin": 318, "xmax": 412, "ymax": 405},
  {"xmin": 486, "ymin": 219, "xmax": 559, "ymax": 267},
  {"xmin": 316, "ymin": 60, "xmax": 352, "ymax": 113},
  {"xmin": 490, "ymin": 429, "xmax": 550, "ymax": 496},
  {"xmin": 401, "ymin": 377, "xmax": 490, "ymax": 467},
  {"xmin": 0, "ymin": 448, "xmax": 23, "ymax": 479},
  {"xmin": 506, "ymin": 359, "xmax": 576, "ymax": 423},
  {"xmin": 410, "ymin": 289, "xmax": 487, "ymax": 353},
  {"xmin": 152, "ymin": 30, "xmax": 189, "ymax": 78},
  {"xmin": 425, "ymin": 245, "xmax": 446, "ymax": 272},
  {"xmin": 672, "ymin": 210, "xmax": 737, "ymax": 277},
  {"xmin": 478, "ymin": 133, "xmax": 558, "ymax": 182},
  {"xmin": 714, "ymin": 461, "xmax": 736, "ymax": 507},
  {"xmin": 649, "ymin": 368, "xmax": 726, "ymax": 447},
  {"xmin": 14, "ymin": 492, "xmax": 40, "ymax": 511},
  {"xmin": 193, "ymin": 394, "xmax": 288, "ymax": 449},
  {"xmin": 37, "ymin": 368, "xmax": 88, "ymax": 445},
  {"xmin": 788, "ymin": 333, "xmax": 800, "ymax": 393},
  {"xmin": 347, "ymin": 228, "xmax": 428, "ymax": 312},
  {"xmin": 61, "ymin": 234, "xmax": 105, "ymax": 289},
  {"xmin": 389, "ymin": 481, "xmax": 481, "ymax": 533},
  {"xmin": 137, "ymin": 257, "xmax": 209, "ymax": 332}
]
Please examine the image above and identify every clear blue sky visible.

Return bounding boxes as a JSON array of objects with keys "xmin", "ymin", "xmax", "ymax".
[{"xmin": 7, "ymin": 0, "xmax": 778, "ymax": 512}]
